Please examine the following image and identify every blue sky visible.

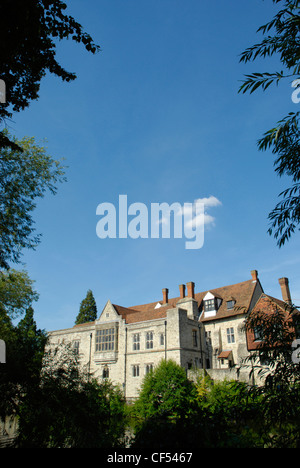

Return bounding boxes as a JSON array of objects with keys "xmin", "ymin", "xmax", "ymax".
[{"xmin": 8, "ymin": 0, "xmax": 300, "ymax": 330}]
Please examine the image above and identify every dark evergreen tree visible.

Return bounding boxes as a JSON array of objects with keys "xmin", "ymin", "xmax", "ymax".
[
  {"xmin": 0, "ymin": 305, "xmax": 47, "ymax": 419},
  {"xmin": 75, "ymin": 290, "xmax": 97, "ymax": 325}
]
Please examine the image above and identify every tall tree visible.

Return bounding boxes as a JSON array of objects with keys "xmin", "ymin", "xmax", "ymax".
[
  {"xmin": 0, "ymin": 305, "xmax": 47, "ymax": 419},
  {"xmin": 75, "ymin": 290, "xmax": 98, "ymax": 325},
  {"xmin": 0, "ymin": 131, "xmax": 66, "ymax": 269},
  {"xmin": 0, "ymin": 0, "xmax": 100, "ymax": 150},
  {"xmin": 16, "ymin": 344, "xmax": 127, "ymax": 448},
  {"xmin": 243, "ymin": 305, "xmax": 300, "ymax": 447},
  {"xmin": 239, "ymin": 0, "xmax": 300, "ymax": 246}
]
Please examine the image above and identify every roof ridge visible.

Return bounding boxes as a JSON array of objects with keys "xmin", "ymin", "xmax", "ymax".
[
  {"xmin": 129, "ymin": 279, "xmax": 255, "ymax": 310},
  {"xmin": 262, "ymin": 294, "xmax": 295, "ymax": 311}
]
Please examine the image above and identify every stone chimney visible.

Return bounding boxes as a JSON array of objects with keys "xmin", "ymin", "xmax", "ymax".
[
  {"xmin": 179, "ymin": 284, "xmax": 186, "ymax": 299},
  {"xmin": 162, "ymin": 288, "xmax": 169, "ymax": 304},
  {"xmin": 278, "ymin": 277, "xmax": 292, "ymax": 305},
  {"xmin": 251, "ymin": 270, "xmax": 258, "ymax": 281},
  {"xmin": 186, "ymin": 282, "xmax": 195, "ymax": 299}
]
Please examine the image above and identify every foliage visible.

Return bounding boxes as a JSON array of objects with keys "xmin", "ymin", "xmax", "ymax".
[
  {"xmin": 0, "ymin": 306, "xmax": 47, "ymax": 418},
  {"xmin": 193, "ymin": 369, "xmax": 213, "ymax": 399},
  {"xmin": 189, "ymin": 375, "xmax": 265, "ymax": 448},
  {"xmin": 0, "ymin": 269, "xmax": 39, "ymax": 319},
  {"xmin": 131, "ymin": 364, "xmax": 265, "ymax": 448},
  {"xmin": 16, "ymin": 343, "xmax": 127, "ymax": 448},
  {"xmin": 239, "ymin": 0, "xmax": 300, "ymax": 246},
  {"xmin": 0, "ymin": 0, "xmax": 100, "ymax": 149},
  {"xmin": 0, "ymin": 268, "xmax": 44, "ymax": 417},
  {"xmin": 0, "ymin": 131, "xmax": 66, "ymax": 269},
  {"xmin": 130, "ymin": 360, "xmax": 197, "ymax": 449},
  {"xmin": 75, "ymin": 289, "xmax": 98, "ymax": 324},
  {"xmin": 243, "ymin": 305, "xmax": 300, "ymax": 447},
  {"xmin": 131, "ymin": 357, "xmax": 300, "ymax": 448},
  {"xmin": 132, "ymin": 360, "xmax": 197, "ymax": 423},
  {"xmin": 244, "ymin": 306, "xmax": 300, "ymax": 387}
]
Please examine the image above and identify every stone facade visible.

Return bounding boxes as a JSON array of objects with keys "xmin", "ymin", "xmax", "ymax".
[{"xmin": 47, "ymin": 270, "xmax": 295, "ymax": 399}]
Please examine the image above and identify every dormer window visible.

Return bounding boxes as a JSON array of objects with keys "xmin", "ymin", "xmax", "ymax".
[
  {"xmin": 204, "ymin": 299, "xmax": 216, "ymax": 312},
  {"xmin": 226, "ymin": 300, "xmax": 235, "ymax": 310},
  {"xmin": 203, "ymin": 292, "xmax": 220, "ymax": 318}
]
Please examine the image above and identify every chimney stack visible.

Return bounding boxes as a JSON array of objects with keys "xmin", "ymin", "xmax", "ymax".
[
  {"xmin": 162, "ymin": 288, "xmax": 169, "ymax": 304},
  {"xmin": 179, "ymin": 284, "xmax": 186, "ymax": 299},
  {"xmin": 186, "ymin": 282, "xmax": 195, "ymax": 299},
  {"xmin": 278, "ymin": 277, "xmax": 292, "ymax": 305},
  {"xmin": 251, "ymin": 270, "xmax": 258, "ymax": 281}
]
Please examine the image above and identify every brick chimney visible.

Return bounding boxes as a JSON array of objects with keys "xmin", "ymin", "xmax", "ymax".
[
  {"xmin": 179, "ymin": 284, "xmax": 186, "ymax": 299},
  {"xmin": 251, "ymin": 270, "xmax": 258, "ymax": 281},
  {"xmin": 186, "ymin": 282, "xmax": 195, "ymax": 299},
  {"xmin": 162, "ymin": 288, "xmax": 169, "ymax": 304},
  {"xmin": 278, "ymin": 277, "xmax": 292, "ymax": 305}
]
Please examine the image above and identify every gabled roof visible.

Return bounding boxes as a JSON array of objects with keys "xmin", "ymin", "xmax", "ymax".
[
  {"xmin": 199, "ymin": 279, "xmax": 260, "ymax": 322},
  {"xmin": 218, "ymin": 350, "xmax": 232, "ymax": 359},
  {"xmin": 112, "ymin": 303, "xmax": 168, "ymax": 324},
  {"xmin": 71, "ymin": 273, "xmax": 265, "ymax": 328},
  {"xmin": 112, "ymin": 277, "xmax": 261, "ymax": 324},
  {"xmin": 251, "ymin": 293, "xmax": 297, "ymax": 315},
  {"xmin": 246, "ymin": 293, "xmax": 299, "ymax": 351}
]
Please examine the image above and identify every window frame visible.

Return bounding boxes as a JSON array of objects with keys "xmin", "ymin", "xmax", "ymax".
[
  {"xmin": 145, "ymin": 363, "xmax": 154, "ymax": 375},
  {"xmin": 133, "ymin": 333, "xmax": 140, "ymax": 351},
  {"xmin": 254, "ymin": 326, "xmax": 264, "ymax": 342},
  {"xmin": 192, "ymin": 329, "xmax": 198, "ymax": 347},
  {"xmin": 160, "ymin": 333, "xmax": 164, "ymax": 346},
  {"xmin": 102, "ymin": 366, "xmax": 109, "ymax": 379},
  {"xmin": 226, "ymin": 300, "xmax": 235, "ymax": 310},
  {"xmin": 132, "ymin": 364, "xmax": 140, "ymax": 377},
  {"xmin": 95, "ymin": 326, "xmax": 118, "ymax": 352},
  {"xmin": 226, "ymin": 327, "xmax": 235, "ymax": 344},
  {"xmin": 204, "ymin": 298, "xmax": 216, "ymax": 312},
  {"xmin": 145, "ymin": 331, "xmax": 154, "ymax": 349},
  {"xmin": 73, "ymin": 340, "xmax": 80, "ymax": 355}
]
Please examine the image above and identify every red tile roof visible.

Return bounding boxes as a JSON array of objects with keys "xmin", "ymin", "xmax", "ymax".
[
  {"xmin": 199, "ymin": 279, "xmax": 259, "ymax": 322},
  {"xmin": 113, "ymin": 278, "xmax": 260, "ymax": 324},
  {"xmin": 218, "ymin": 350, "xmax": 232, "ymax": 359},
  {"xmin": 113, "ymin": 303, "xmax": 169, "ymax": 324},
  {"xmin": 246, "ymin": 293, "xmax": 299, "ymax": 351},
  {"xmin": 72, "ymin": 275, "xmax": 273, "ymax": 327}
]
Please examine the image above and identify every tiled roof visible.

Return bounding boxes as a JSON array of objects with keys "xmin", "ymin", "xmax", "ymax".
[
  {"xmin": 246, "ymin": 293, "xmax": 299, "ymax": 351},
  {"xmin": 113, "ymin": 278, "xmax": 259, "ymax": 324},
  {"xmin": 73, "ymin": 321, "xmax": 95, "ymax": 328},
  {"xmin": 71, "ymin": 275, "xmax": 266, "ymax": 327},
  {"xmin": 218, "ymin": 350, "xmax": 232, "ymax": 359},
  {"xmin": 113, "ymin": 303, "xmax": 168, "ymax": 324},
  {"xmin": 199, "ymin": 279, "xmax": 258, "ymax": 322},
  {"xmin": 263, "ymin": 294, "xmax": 296, "ymax": 313}
]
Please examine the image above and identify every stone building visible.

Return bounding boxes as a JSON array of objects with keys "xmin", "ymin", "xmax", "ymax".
[{"xmin": 47, "ymin": 270, "xmax": 295, "ymax": 399}]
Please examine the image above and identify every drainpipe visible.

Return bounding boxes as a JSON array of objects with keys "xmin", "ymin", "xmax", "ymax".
[
  {"xmin": 198, "ymin": 324, "xmax": 204, "ymax": 369},
  {"xmin": 88, "ymin": 333, "xmax": 92, "ymax": 380},
  {"xmin": 164, "ymin": 321, "xmax": 167, "ymax": 361},
  {"xmin": 124, "ymin": 327, "xmax": 128, "ymax": 399}
]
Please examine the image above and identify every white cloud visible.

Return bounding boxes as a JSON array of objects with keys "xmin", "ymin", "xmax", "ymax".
[
  {"xmin": 195, "ymin": 196, "xmax": 222, "ymax": 208},
  {"xmin": 153, "ymin": 196, "xmax": 222, "ymax": 230},
  {"xmin": 185, "ymin": 213, "xmax": 215, "ymax": 229}
]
